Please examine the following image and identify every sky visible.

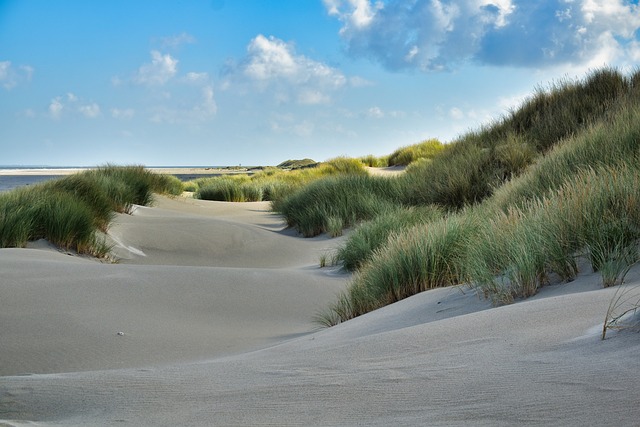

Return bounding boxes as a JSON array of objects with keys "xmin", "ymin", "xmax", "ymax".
[{"xmin": 1, "ymin": 0, "xmax": 639, "ymax": 166}]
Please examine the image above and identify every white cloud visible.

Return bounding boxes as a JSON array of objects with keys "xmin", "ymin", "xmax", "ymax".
[
  {"xmin": 111, "ymin": 108, "xmax": 135, "ymax": 120},
  {"xmin": 111, "ymin": 76, "xmax": 123, "ymax": 87},
  {"xmin": 325, "ymin": 0, "xmax": 640, "ymax": 70},
  {"xmin": 325, "ymin": 0, "xmax": 384, "ymax": 30},
  {"xmin": 20, "ymin": 108, "xmax": 36, "ymax": 118},
  {"xmin": 367, "ymin": 106, "xmax": 384, "ymax": 118},
  {"xmin": 227, "ymin": 34, "xmax": 348, "ymax": 105},
  {"xmin": 78, "ymin": 103, "xmax": 101, "ymax": 118},
  {"xmin": 125, "ymin": 48, "xmax": 217, "ymax": 123},
  {"xmin": 134, "ymin": 50, "xmax": 178, "ymax": 86},
  {"xmin": 581, "ymin": 0, "xmax": 640, "ymax": 36},
  {"xmin": 19, "ymin": 65, "xmax": 34, "ymax": 81},
  {"xmin": 0, "ymin": 60, "xmax": 34, "ymax": 89},
  {"xmin": 0, "ymin": 61, "xmax": 8, "ymax": 80},
  {"xmin": 628, "ymin": 40, "xmax": 640, "ymax": 62},
  {"xmin": 158, "ymin": 32, "xmax": 196, "ymax": 49},
  {"xmin": 449, "ymin": 107, "xmax": 465, "ymax": 120},
  {"xmin": 198, "ymin": 85, "xmax": 217, "ymax": 115},
  {"xmin": 298, "ymin": 90, "xmax": 331, "ymax": 105},
  {"xmin": 184, "ymin": 72, "xmax": 210, "ymax": 84},
  {"xmin": 47, "ymin": 93, "xmax": 101, "ymax": 120},
  {"xmin": 242, "ymin": 35, "xmax": 346, "ymax": 88},
  {"xmin": 49, "ymin": 97, "xmax": 64, "ymax": 119}
]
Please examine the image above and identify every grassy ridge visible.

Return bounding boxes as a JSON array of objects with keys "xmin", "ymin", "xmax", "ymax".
[
  {"xmin": 0, "ymin": 166, "xmax": 183, "ymax": 256},
  {"xmin": 304, "ymin": 68, "xmax": 640, "ymax": 325}
]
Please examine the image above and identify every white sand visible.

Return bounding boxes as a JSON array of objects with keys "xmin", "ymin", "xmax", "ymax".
[
  {"xmin": 366, "ymin": 165, "xmax": 406, "ymax": 176},
  {"xmin": 2, "ymin": 195, "xmax": 640, "ymax": 426}
]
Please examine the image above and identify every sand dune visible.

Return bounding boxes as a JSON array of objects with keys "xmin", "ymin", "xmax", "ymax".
[{"xmin": 2, "ymin": 195, "xmax": 640, "ymax": 426}]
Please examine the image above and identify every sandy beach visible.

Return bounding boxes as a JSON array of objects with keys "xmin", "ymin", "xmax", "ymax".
[
  {"xmin": 2, "ymin": 194, "xmax": 640, "ymax": 426},
  {"xmin": 0, "ymin": 167, "xmax": 254, "ymax": 176}
]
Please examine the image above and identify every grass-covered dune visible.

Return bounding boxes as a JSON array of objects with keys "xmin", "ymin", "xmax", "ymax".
[
  {"xmin": 2, "ymin": 67, "xmax": 638, "ymax": 328},
  {"xmin": 0, "ymin": 165, "xmax": 182, "ymax": 256},
  {"xmin": 268, "ymin": 67, "xmax": 640, "ymax": 326}
]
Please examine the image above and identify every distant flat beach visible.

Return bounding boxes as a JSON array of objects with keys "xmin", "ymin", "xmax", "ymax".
[
  {"xmin": 0, "ymin": 167, "xmax": 252, "ymax": 176},
  {"xmin": 0, "ymin": 167, "xmax": 257, "ymax": 192}
]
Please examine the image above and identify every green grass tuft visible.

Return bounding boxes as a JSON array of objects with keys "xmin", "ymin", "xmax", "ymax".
[
  {"xmin": 335, "ymin": 205, "xmax": 444, "ymax": 271},
  {"xmin": 0, "ymin": 165, "xmax": 182, "ymax": 257},
  {"xmin": 387, "ymin": 139, "xmax": 444, "ymax": 166}
]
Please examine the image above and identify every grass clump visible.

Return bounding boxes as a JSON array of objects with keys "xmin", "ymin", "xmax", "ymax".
[
  {"xmin": 359, "ymin": 154, "xmax": 389, "ymax": 167},
  {"xmin": 335, "ymin": 205, "xmax": 444, "ymax": 271},
  {"xmin": 275, "ymin": 174, "xmax": 402, "ymax": 237},
  {"xmin": 0, "ymin": 165, "xmax": 182, "ymax": 257},
  {"xmin": 387, "ymin": 139, "xmax": 444, "ymax": 166},
  {"xmin": 196, "ymin": 176, "xmax": 249, "ymax": 202},
  {"xmin": 0, "ymin": 184, "xmax": 107, "ymax": 255},
  {"xmin": 321, "ymin": 212, "xmax": 480, "ymax": 324},
  {"xmin": 602, "ymin": 284, "xmax": 640, "ymax": 339}
]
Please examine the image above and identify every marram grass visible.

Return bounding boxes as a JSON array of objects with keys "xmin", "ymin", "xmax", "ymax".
[
  {"xmin": 387, "ymin": 138, "xmax": 444, "ymax": 166},
  {"xmin": 0, "ymin": 165, "xmax": 183, "ymax": 257},
  {"xmin": 316, "ymin": 68, "xmax": 640, "ymax": 325},
  {"xmin": 275, "ymin": 174, "xmax": 403, "ymax": 237},
  {"xmin": 334, "ymin": 205, "xmax": 444, "ymax": 271},
  {"xmin": 193, "ymin": 157, "xmax": 368, "ymax": 203}
]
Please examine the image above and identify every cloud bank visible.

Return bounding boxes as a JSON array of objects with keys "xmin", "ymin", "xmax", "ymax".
[
  {"xmin": 325, "ymin": 0, "xmax": 640, "ymax": 70},
  {"xmin": 225, "ymin": 34, "xmax": 348, "ymax": 105}
]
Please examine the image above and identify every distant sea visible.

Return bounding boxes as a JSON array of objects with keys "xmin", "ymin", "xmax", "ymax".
[{"xmin": 0, "ymin": 166, "xmax": 229, "ymax": 193}]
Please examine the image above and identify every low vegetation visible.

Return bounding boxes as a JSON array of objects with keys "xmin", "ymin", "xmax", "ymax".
[
  {"xmin": 275, "ymin": 174, "xmax": 402, "ymax": 237},
  {"xmin": 0, "ymin": 165, "xmax": 182, "ymax": 257},
  {"xmin": 334, "ymin": 205, "xmax": 444, "ymax": 271},
  {"xmin": 358, "ymin": 154, "xmax": 389, "ymax": 167},
  {"xmin": 192, "ymin": 157, "xmax": 367, "ymax": 203},
  {"xmin": 387, "ymin": 138, "xmax": 444, "ymax": 166}
]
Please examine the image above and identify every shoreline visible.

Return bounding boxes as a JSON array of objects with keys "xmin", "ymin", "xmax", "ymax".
[{"xmin": 0, "ymin": 167, "xmax": 256, "ymax": 176}]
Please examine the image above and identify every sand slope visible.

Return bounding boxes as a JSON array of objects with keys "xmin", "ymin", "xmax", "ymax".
[
  {"xmin": 0, "ymin": 197, "xmax": 348, "ymax": 376},
  {"xmin": 2, "ymin": 196, "xmax": 640, "ymax": 426}
]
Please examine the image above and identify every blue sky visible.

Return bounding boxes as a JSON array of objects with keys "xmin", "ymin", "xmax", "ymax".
[{"xmin": 1, "ymin": 0, "xmax": 639, "ymax": 166}]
